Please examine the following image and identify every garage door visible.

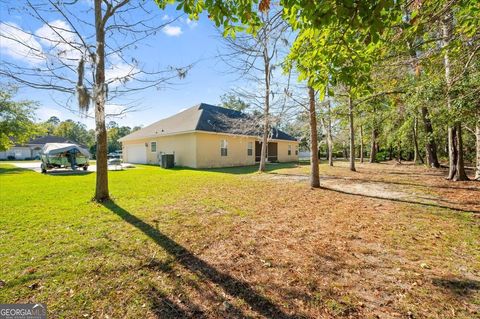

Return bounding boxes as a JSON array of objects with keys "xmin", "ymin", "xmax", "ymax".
[{"xmin": 125, "ymin": 144, "xmax": 147, "ymax": 164}]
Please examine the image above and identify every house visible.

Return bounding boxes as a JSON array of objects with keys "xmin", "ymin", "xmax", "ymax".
[
  {"xmin": 0, "ymin": 136, "xmax": 84, "ymax": 160},
  {"xmin": 119, "ymin": 103, "xmax": 299, "ymax": 168}
]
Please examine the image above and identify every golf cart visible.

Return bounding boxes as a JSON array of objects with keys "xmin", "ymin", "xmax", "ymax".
[{"xmin": 40, "ymin": 143, "xmax": 90, "ymax": 173}]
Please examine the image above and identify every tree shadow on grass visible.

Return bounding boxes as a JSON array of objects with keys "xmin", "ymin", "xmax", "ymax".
[
  {"xmin": 103, "ymin": 201, "xmax": 298, "ymax": 319},
  {"xmin": 328, "ymin": 175, "xmax": 480, "ymax": 192},
  {"xmin": 0, "ymin": 166, "xmax": 30, "ymax": 175},
  {"xmin": 46, "ymin": 170, "xmax": 94, "ymax": 176},
  {"xmin": 432, "ymin": 277, "xmax": 480, "ymax": 297},
  {"xmin": 147, "ymin": 285, "xmax": 208, "ymax": 319},
  {"xmin": 182, "ymin": 162, "xmax": 306, "ymax": 175},
  {"xmin": 320, "ymin": 185, "xmax": 480, "ymax": 214}
]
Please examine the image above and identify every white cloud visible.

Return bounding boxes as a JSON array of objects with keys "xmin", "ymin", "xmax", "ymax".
[
  {"xmin": 105, "ymin": 63, "xmax": 139, "ymax": 87},
  {"xmin": 162, "ymin": 25, "xmax": 182, "ymax": 37},
  {"xmin": 0, "ymin": 22, "xmax": 44, "ymax": 64},
  {"xmin": 35, "ymin": 20, "xmax": 81, "ymax": 61},
  {"xmin": 161, "ymin": 14, "xmax": 170, "ymax": 21},
  {"xmin": 186, "ymin": 18, "xmax": 198, "ymax": 29}
]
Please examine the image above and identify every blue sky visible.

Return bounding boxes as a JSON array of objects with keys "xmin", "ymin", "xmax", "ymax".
[{"xmin": 0, "ymin": 1, "xmax": 244, "ymax": 129}]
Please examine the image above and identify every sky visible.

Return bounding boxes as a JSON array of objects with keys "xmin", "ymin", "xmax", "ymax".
[{"xmin": 0, "ymin": 1, "xmax": 245, "ymax": 130}]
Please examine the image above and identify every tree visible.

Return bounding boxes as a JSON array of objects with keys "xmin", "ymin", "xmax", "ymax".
[
  {"xmin": 54, "ymin": 120, "xmax": 94, "ymax": 147},
  {"xmin": 0, "ymin": 86, "xmax": 40, "ymax": 151},
  {"xmin": 1, "ymin": 0, "xmax": 191, "ymax": 200},
  {"xmin": 218, "ymin": 10, "xmax": 290, "ymax": 172},
  {"xmin": 220, "ymin": 92, "xmax": 250, "ymax": 112},
  {"xmin": 284, "ymin": 0, "xmax": 402, "ymax": 173},
  {"xmin": 108, "ymin": 125, "xmax": 131, "ymax": 153},
  {"xmin": 308, "ymin": 86, "xmax": 320, "ymax": 187},
  {"xmin": 400, "ymin": 0, "xmax": 479, "ymax": 179}
]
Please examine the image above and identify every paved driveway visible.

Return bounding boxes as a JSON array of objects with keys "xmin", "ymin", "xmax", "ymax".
[
  {"xmin": 11, "ymin": 161, "xmax": 97, "ymax": 174},
  {"xmin": 11, "ymin": 161, "xmax": 130, "ymax": 174}
]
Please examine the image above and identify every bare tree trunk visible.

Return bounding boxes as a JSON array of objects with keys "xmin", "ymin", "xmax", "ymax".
[
  {"xmin": 413, "ymin": 116, "xmax": 423, "ymax": 164},
  {"xmin": 308, "ymin": 86, "xmax": 320, "ymax": 188},
  {"xmin": 94, "ymin": 0, "xmax": 109, "ymax": 201},
  {"xmin": 407, "ymin": 12, "xmax": 438, "ymax": 169},
  {"xmin": 421, "ymin": 106, "xmax": 440, "ymax": 168},
  {"xmin": 397, "ymin": 141, "xmax": 402, "ymax": 163},
  {"xmin": 443, "ymin": 11, "xmax": 456, "ymax": 179},
  {"xmin": 360, "ymin": 125, "xmax": 364, "ymax": 163},
  {"xmin": 455, "ymin": 124, "xmax": 469, "ymax": 180},
  {"xmin": 442, "ymin": 11, "xmax": 468, "ymax": 181},
  {"xmin": 447, "ymin": 126, "xmax": 458, "ymax": 179},
  {"xmin": 476, "ymin": 123, "xmax": 480, "ymax": 180},
  {"xmin": 327, "ymin": 100, "xmax": 333, "ymax": 166},
  {"xmin": 348, "ymin": 94, "xmax": 356, "ymax": 171},
  {"xmin": 370, "ymin": 128, "xmax": 377, "ymax": 163},
  {"xmin": 258, "ymin": 43, "xmax": 270, "ymax": 172}
]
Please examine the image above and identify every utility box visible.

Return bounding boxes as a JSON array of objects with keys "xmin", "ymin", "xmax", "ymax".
[{"xmin": 160, "ymin": 154, "xmax": 175, "ymax": 169}]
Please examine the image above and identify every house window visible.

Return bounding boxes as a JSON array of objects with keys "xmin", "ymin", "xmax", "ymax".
[
  {"xmin": 151, "ymin": 141, "xmax": 157, "ymax": 153},
  {"xmin": 220, "ymin": 139, "xmax": 228, "ymax": 156},
  {"xmin": 247, "ymin": 142, "xmax": 253, "ymax": 156},
  {"xmin": 288, "ymin": 145, "xmax": 292, "ymax": 156},
  {"xmin": 295, "ymin": 145, "xmax": 298, "ymax": 155}
]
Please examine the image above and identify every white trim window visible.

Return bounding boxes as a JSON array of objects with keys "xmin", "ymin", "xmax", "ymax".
[
  {"xmin": 150, "ymin": 141, "xmax": 157, "ymax": 153},
  {"xmin": 288, "ymin": 144, "xmax": 292, "ymax": 156},
  {"xmin": 247, "ymin": 142, "xmax": 253, "ymax": 156},
  {"xmin": 220, "ymin": 139, "xmax": 228, "ymax": 156}
]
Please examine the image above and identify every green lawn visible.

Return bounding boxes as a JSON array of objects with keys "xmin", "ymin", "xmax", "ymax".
[
  {"xmin": 0, "ymin": 162, "xmax": 478, "ymax": 318},
  {"xmin": 0, "ymin": 163, "xmax": 300, "ymax": 318}
]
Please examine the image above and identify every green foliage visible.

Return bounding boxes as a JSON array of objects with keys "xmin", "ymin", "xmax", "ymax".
[
  {"xmin": 0, "ymin": 87, "xmax": 40, "ymax": 151},
  {"xmin": 283, "ymin": 0, "xmax": 401, "ymax": 94},
  {"xmin": 52, "ymin": 120, "xmax": 94, "ymax": 147},
  {"xmin": 154, "ymin": 0, "xmax": 264, "ymax": 36},
  {"xmin": 220, "ymin": 92, "xmax": 250, "ymax": 112},
  {"xmin": 107, "ymin": 123, "xmax": 133, "ymax": 153}
]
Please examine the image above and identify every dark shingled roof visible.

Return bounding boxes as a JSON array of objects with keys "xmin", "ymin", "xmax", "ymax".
[{"xmin": 120, "ymin": 103, "xmax": 297, "ymax": 142}]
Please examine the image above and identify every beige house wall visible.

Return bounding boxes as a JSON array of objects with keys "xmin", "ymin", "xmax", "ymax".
[
  {"xmin": 277, "ymin": 140, "xmax": 299, "ymax": 162},
  {"xmin": 122, "ymin": 133, "xmax": 196, "ymax": 167},
  {"xmin": 195, "ymin": 132, "xmax": 256, "ymax": 168},
  {"xmin": 122, "ymin": 131, "xmax": 299, "ymax": 168}
]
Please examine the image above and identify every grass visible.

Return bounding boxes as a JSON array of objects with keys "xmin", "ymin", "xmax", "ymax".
[{"xmin": 0, "ymin": 162, "xmax": 479, "ymax": 318}]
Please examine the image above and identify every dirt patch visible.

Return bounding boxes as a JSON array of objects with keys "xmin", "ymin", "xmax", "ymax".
[{"xmin": 256, "ymin": 161, "xmax": 480, "ymax": 213}]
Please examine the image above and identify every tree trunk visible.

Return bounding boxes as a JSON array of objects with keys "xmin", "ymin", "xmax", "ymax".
[
  {"xmin": 369, "ymin": 128, "xmax": 377, "ymax": 163},
  {"xmin": 442, "ymin": 11, "xmax": 468, "ymax": 181},
  {"xmin": 407, "ymin": 14, "xmax": 438, "ymax": 168},
  {"xmin": 308, "ymin": 86, "xmax": 320, "ymax": 188},
  {"xmin": 360, "ymin": 125, "xmax": 364, "ymax": 163},
  {"xmin": 454, "ymin": 124, "xmax": 469, "ymax": 180},
  {"xmin": 447, "ymin": 126, "xmax": 458, "ymax": 179},
  {"xmin": 348, "ymin": 94, "xmax": 356, "ymax": 171},
  {"xmin": 327, "ymin": 100, "xmax": 333, "ymax": 166},
  {"xmin": 258, "ymin": 46, "xmax": 270, "ymax": 172},
  {"xmin": 413, "ymin": 116, "xmax": 423, "ymax": 164},
  {"xmin": 476, "ymin": 123, "xmax": 480, "ymax": 180},
  {"xmin": 421, "ymin": 106, "xmax": 440, "ymax": 168},
  {"xmin": 94, "ymin": 0, "xmax": 109, "ymax": 201},
  {"xmin": 397, "ymin": 141, "xmax": 402, "ymax": 163}
]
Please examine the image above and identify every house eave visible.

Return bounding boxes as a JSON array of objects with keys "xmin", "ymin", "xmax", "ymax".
[{"xmin": 119, "ymin": 130, "xmax": 298, "ymax": 143}]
